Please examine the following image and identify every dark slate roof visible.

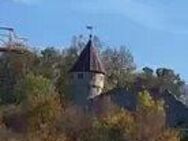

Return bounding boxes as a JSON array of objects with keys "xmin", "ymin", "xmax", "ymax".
[
  {"xmin": 69, "ymin": 38, "xmax": 105, "ymax": 74},
  {"xmin": 105, "ymin": 88, "xmax": 137, "ymax": 111},
  {"xmin": 88, "ymin": 88, "xmax": 137, "ymax": 114},
  {"xmin": 88, "ymin": 88, "xmax": 188, "ymax": 128},
  {"xmin": 162, "ymin": 91, "xmax": 188, "ymax": 127}
]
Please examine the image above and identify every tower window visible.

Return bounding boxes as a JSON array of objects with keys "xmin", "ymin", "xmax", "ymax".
[
  {"xmin": 78, "ymin": 73, "xmax": 84, "ymax": 79},
  {"xmin": 100, "ymin": 76, "xmax": 103, "ymax": 81}
]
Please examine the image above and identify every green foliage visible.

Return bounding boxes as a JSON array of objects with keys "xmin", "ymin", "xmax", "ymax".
[
  {"xmin": 91, "ymin": 110, "xmax": 137, "ymax": 141},
  {"xmin": 156, "ymin": 68, "xmax": 184, "ymax": 97},
  {"xmin": 135, "ymin": 67, "xmax": 185, "ymax": 97},
  {"xmin": 138, "ymin": 90, "xmax": 164, "ymax": 111},
  {"xmin": 181, "ymin": 131, "xmax": 188, "ymax": 141},
  {"xmin": 16, "ymin": 73, "xmax": 61, "ymax": 132},
  {"xmin": 0, "ymin": 45, "xmax": 36, "ymax": 104},
  {"xmin": 136, "ymin": 91, "xmax": 172, "ymax": 141},
  {"xmin": 143, "ymin": 67, "xmax": 154, "ymax": 76},
  {"xmin": 15, "ymin": 73, "xmax": 52, "ymax": 103},
  {"xmin": 78, "ymin": 97, "xmax": 179, "ymax": 141},
  {"xmin": 0, "ymin": 35, "xmax": 184, "ymax": 141}
]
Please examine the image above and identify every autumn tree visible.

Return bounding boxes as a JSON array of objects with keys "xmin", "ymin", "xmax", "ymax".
[
  {"xmin": 101, "ymin": 46, "xmax": 136, "ymax": 90},
  {"xmin": 0, "ymin": 43, "xmax": 36, "ymax": 104},
  {"xmin": 15, "ymin": 73, "xmax": 61, "ymax": 132}
]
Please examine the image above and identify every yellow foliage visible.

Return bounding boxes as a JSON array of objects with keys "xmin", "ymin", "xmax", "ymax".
[
  {"xmin": 156, "ymin": 130, "xmax": 180, "ymax": 141},
  {"xmin": 98, "ymin": 109, "xmax": 137, "ymax": 140}
]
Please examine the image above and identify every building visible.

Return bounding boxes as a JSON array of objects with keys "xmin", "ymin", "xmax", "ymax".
[
  {"xmin": 69, "ymin": 34, "xmax": 188, "ymax": 128},
  {"xmin": 69, "ymin": 35, "xmax": 106, "ymax": 105}
]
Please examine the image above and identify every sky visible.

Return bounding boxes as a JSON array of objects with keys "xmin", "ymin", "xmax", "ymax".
[{"xmin": 0, "ymin": 0, "xmax": 188, "ymax": 82}]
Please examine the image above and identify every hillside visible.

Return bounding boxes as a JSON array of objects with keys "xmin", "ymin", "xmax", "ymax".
[{"xmin": 0, "ymin": 37, "xmax": 187, "ymax": 141}]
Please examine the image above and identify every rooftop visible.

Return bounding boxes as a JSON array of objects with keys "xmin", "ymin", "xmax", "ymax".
[{"xmin": 69, "ymin": 36, "xmax": 105, "ymax": 74}]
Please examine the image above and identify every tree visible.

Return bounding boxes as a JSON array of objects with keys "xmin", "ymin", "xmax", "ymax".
[
  {"xmin": 136, "ymin": 90, "xmax": 179, "ymax": 141},
  {"xmin": 135, "ymin": 67, "xmax": 157, "ymax": 91},
  {"xmin": 134, "ymin": 67, "xmax": 185, "ymax": 97},
  {"xmin": 0, "ymin": 44, "xmax": 36, "ymax": 104},
  {"xmin": 143, "ymin": 67, "xmax": 154, "ymax": 76},
  {"xmin": 16, "ymin": 73, "xmax": 61, "ymax": 132},
  {"xmin": 34, "ymin": 47, "xmax": 61, "ymax": 82},
  {"xmin": 156, "ymin": 68, "xmax": 185, "ymax": 97},
  {"xmin": 77, "ymin": 90, "xmax": 179, "ymax": 141},
  {"xmin": 101, "ymin": 46, "xmax": 136, "ymax": 90}
]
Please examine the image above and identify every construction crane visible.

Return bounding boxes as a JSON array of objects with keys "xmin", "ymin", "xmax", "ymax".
[{"xmin": 0, "ymin": 26, "xmax": 27, "ymax": 54}]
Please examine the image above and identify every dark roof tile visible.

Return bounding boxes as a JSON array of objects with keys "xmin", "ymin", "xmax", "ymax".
[{"xmin": 69, "ymin": 39, "xmax": 105, "ymax": 74}]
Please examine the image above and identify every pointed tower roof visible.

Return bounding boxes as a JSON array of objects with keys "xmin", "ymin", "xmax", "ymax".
[{"xmin": 69, "ymin": 36, "xmax": 105, "ymax": 74}]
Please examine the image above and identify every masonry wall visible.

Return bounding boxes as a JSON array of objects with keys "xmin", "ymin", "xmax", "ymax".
[{"xmin": 70, "ymin": 72, "xmax": 105, "ymax": 105}]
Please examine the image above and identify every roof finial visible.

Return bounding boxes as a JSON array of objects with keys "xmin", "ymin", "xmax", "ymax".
[{"xmin": 86, "ymin": 25, "xmax": 93, "ymax": 40}]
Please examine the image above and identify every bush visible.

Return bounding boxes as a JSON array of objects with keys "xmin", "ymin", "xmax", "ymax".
[{"xmin": 10, "ymin": 73, "xmax": 61, "ymax": 133}]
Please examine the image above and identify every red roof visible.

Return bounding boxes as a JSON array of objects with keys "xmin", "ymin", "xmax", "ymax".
[{"xmin": 69, "ymin": 38, "xmax": 105, "ymax": 74}]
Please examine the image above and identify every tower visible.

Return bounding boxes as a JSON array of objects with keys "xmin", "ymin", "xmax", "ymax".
[{"xmin": 69, "ymin": 35, "xmax": 105, "ymax": 105}]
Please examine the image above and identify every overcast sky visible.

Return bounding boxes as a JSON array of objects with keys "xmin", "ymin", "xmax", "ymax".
[{"xmin": 0, "ymin": 0, "xmax": 188, "ymax": 82}]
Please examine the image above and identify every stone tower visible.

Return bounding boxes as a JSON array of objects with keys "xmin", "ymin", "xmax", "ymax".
[{"xmin": 69, "ymin": 35, "xmax": 105, "ymax": 105}]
